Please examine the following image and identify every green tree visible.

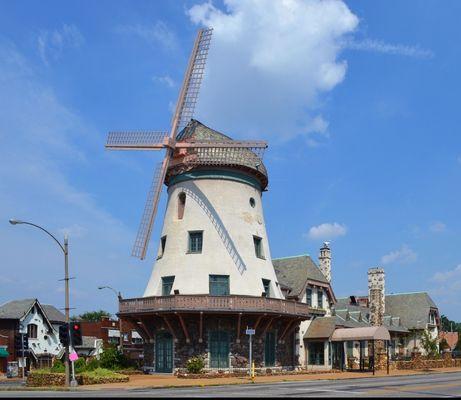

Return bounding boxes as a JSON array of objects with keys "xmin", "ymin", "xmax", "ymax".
[
  {"xmin": 71, "ymin": 310, "xmax": 112, "ymax": 322},
  {"xmin": 99, "ymin": 345, "xmax": 129, "ymax": 370},
  {"xmin": 421, "ymin": 330, "xmax": 438, "ymax": 357},
  {"xmin": 455, "ymin": 338, "xmax": 461, "ymax": 352}
]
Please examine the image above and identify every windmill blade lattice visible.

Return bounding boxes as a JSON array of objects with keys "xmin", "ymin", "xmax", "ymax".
[
  {"xmin": 175, "ymin": 28, "xmax": 213, "ymax": 137},
  {"xmin": 132, "ymin": 161, "xmax": 168, "ymax": 259},
  {"xmin": 106, "ymin": 131, "xmax": 169, "ymax": 150}
]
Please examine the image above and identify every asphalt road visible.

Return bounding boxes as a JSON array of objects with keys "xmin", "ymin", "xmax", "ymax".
[{"xmin": 1, "ymin": 372, "xmax": 460, "ymax": 397}]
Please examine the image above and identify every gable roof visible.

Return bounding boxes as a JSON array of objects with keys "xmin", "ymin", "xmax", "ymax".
[
  {"xmin": 42, "ymin": 305, "xmax": 66, "ymax": 323},
  {"xmin": 385, "ymin": 292, "xmax": 438, "ymax": 329},
  {"xmin": 273, "ymin": 255, "xmax": 328, "ymax": 298},
  {"xmin": 0, "ymin": 299, "xmax": 36, "ymax": 319},
  {"xmin": 0, "ymin": 299, "xmax": 64, "ymax": 329}
]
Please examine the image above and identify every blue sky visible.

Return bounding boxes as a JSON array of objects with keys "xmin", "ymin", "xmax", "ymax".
[{"xmin": 1, "ymin": 0, "xmax": 460, "ymax": 320}]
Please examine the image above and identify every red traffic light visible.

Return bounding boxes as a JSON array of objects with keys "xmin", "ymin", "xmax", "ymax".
[{"xmin": 73, "ymin": 324, "xmax": 79, "ymax": 330}]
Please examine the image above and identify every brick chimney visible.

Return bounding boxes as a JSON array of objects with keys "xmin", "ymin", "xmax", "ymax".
[
  {"xmin": 319, "ymin": 242, "xmax": 331, "ymax": 283},
  {"xmin": 368, "ymin": 267, "xmax": 385, "ymax": 326}
]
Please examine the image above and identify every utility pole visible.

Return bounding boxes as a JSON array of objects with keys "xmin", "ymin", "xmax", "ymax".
[
  {"xmin": 64, "ymin": 235, "xmax": 70, "ymax": 387},
  {"xmin": 9, "ymin": 219, "xmax": 73, "ymax": 387}
]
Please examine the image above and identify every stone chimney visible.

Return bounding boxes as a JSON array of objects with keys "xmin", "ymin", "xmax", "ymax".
[
  {"xmin": 319, "ymin": 242, "xmax": 331, "ymax": 283},
  {"xmin": 368, "ymin": 267, "xmax": 385, "ymax": 326}
]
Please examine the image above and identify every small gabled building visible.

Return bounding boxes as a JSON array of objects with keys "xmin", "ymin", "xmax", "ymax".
[
  {"xmin": 273, "ymin": 242, "xmax": 336, "ymax": 369},
  {"xmin": 0, "ymin": 299, "xmax": 65, "ymax": 372}
]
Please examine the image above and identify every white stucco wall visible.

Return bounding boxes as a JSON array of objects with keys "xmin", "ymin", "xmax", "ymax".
[
  {"xmin": 144, "ymin": 177, "xmax": 283, "ymax": 298},
  {"xmin": 19, "ymin": 306, "xmax": 63, "ymax": 358}
]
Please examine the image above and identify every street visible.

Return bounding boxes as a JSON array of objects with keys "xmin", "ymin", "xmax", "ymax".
[{"xmin": 1, "ymin": 371, "xmax": 460, "ymax": 397}]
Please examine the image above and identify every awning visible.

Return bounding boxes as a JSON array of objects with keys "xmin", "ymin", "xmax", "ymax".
[
  {"xmin": 331, "ymin": 326, "xmax": 390, "ymax": 342},
  {"xmin": 0, "ymin": 348, "xmax": 9, "ymax": 357}
]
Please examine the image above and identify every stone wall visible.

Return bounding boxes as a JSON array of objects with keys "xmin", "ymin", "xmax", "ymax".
[
  {"xmin": 143, "ymin": 315, "xmax": 297, "ymax": 372},
  {"xmin": 394, "ymin": 352, "xmax": 461, "ymax": 370}
]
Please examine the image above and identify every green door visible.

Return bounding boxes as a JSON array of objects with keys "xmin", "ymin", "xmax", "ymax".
[
  {"xmin": 264, "ymin": 331, "xmax": 276, "ymax": 366},
  {"xmin": 209, "ymin": 331, "xmax": 229, "ymax": 369},
  {"xmin": 155, "ymin": 332, "xmax": 173, "ymax": 373}
]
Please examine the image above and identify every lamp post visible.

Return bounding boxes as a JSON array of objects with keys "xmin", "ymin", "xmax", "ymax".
[
  {"xmin": 98, "ymin": 286, "xmax": 123, "ymax": 352},
  {"xmin": 9, "ymin": 219, "xmax": 71, "ymax": 387}
]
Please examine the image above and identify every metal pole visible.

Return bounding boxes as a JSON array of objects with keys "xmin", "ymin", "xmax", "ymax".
[
  {"xmin": 120, "ymin": 317, "xmax": 123, "ymax": 352},
  {"xmin": 20, "ymin": 332, "xmax": 25, "ymax": 379},
  {"xmin": 372, "ymin": 340, "xmax": 375, "ymax": 376},
  {"xmin": 64, "ymin": 236, "xmax": 70, "ymax": 387},
  {"xmin": 387, "ymin": 340, "xmax": 390, "ymax": 375},
  {"xmin": 248, "ymin": 327, "xmax": 252, "ymax": 378}
]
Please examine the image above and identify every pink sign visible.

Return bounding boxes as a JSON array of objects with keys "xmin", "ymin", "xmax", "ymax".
[{"xmin": 69, "ymin": 351, "xmax": 79, "ymax": 362}]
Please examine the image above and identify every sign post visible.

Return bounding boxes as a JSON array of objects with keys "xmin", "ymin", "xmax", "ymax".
[{"xmin": 246, "ymin": 327, "xmax": 255, "ymax": 381}]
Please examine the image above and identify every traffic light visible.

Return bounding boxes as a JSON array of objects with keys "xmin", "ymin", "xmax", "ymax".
[
  {"xmin": 70, "ymin": 323, "xmax": 82, "ymax": 346},
  {"xmin": 14, "ymin": 334, "xmax": 22, "ymax": 352},
  {"xmin": 59, "ymin": 324, "xmax": 70, "ymax": 346},
  {"xmin": 22, "ymin": 333, "xmax": 29, "ymax": 350}
]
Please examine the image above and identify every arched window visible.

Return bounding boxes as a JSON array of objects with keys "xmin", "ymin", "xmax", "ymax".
[{"xmin": 178, "ymin": 192, "xmax": 186, "ymax": 220}]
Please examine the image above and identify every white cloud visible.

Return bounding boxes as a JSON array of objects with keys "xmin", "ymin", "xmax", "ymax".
[
  {"xmin": 152, "ymin": 74, "xmax": 176, "ymax": 88},
  {"xmin": 187, "ymin": 0, "xmax": 359, "ymax": 142},
  {"xmin": 116, "ymin": 21, "xmax": 177, "ymax": 51},
  {"xmin": 381, "ymin": 244, "xmax": 417, "ymax": 265},
  {"xmin": 344, "ymin": 39, "xmax": 434, "ymax": 59},
  {"xmin": 305, "ymin": 222, "xmax": 347, "ymax": 240},
  {"xmin": 429, "ymin": 221, "xmax": 446, "ymax": 233},
  {"xmin": 432, "ymin": 264, "xmax": 461, "ymax": 284},
  {"xmin": 37, "ymin": 24, "xmax": 84, "ymax": 65},
  {"xmin": 0, "ymin": 39, "xmax": 148, "ymax": 315}
]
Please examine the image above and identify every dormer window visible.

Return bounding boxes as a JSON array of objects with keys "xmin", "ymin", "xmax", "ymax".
[
  {"xmin": 306, "ymin": 288, "xmax": 312, "ymax": 307},
  {"xmin": 317, "ymin": 290, "xmax": 323, "ymax": 308}
]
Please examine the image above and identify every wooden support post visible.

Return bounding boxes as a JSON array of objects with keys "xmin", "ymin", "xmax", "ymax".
[
  {"xmin": 279, "ymin": 319, "xmax": 294, "ymax": 343},
  {"xmin": 236, "ymin": 313, "xmax": 242, "ymax": 344},
  {"xmin": 259, "ymin": 317, "xmax": 274, "ymax": 343},
  {"xmin": 254, "ymin": 315, "xmax": 264, "ymax": 331},
  {"xmin": 162, "ymin": 315, "xmax": 177, "ymax": 342},
  {"xmin": 132, "ymin": 317, "xmax": 152, "ymax": 342},
  {"xmin": 199, "ymin": 312, "xmax": 203, "ymax": 343},
  {"xmin": 176, "ymin": 313, "xmax": 190, "ymax": 343}
]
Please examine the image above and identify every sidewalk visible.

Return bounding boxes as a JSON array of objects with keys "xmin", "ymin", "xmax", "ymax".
[{"xmin": 83, "ymin": 367, "xmax": 461, "ymax": 391}]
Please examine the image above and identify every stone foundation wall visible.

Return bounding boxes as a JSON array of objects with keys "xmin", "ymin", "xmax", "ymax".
[
  {"xmin": 142, "ymin": 315, "xmax": 298, "ymax": 372},
  {"xmin": 394, "ymin": 352, "xmax": 461, "ymax": 370}
]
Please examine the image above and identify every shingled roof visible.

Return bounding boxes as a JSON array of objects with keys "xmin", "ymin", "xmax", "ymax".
[
  {"xmin": 273, "ymin": 255, "xmax": 328, "ymax": 298},
  {"xmin": 0, "ymin": 299, "xmax": 36, "ymax": 319},
  {"xmin": 304, "ymin": 316, "xmax": 336, "ymax": 339},
  {"xmin": 169, "ymin": 119, "xmax": 269, "ymax": 190},
  {"xmin": 0, "ymin": 299, "xmax": 65, "ymax": 325},
  {"xmin": 385, "ymin": 292, "xmax": 438, "ymax": 330}
]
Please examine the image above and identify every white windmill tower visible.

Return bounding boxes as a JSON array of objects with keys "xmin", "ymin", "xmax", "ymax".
[{"xmin": 106, "ymin": 28, "xmax": 313, "ymax": 373}]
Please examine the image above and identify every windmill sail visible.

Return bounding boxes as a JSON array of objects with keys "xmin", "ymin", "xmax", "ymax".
[
  {"xmin": 132, "ymin": 161, "xmax": 168, "ymax": 259},
  {"xmin": 173, "ymin": 28, "xmax": 213, "ymax": 139}
]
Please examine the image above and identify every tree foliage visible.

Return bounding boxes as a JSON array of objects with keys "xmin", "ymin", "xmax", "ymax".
[
  {"xmin": 70, "ymin": 310, "xmax": 112, "ymax": 322},
  {"xmin": 420, "ymin": 330, "xmax": 439, "ymax": 357},
  {"xmin": 440, "ymin": 314, "xmax": 461, "ymax": 333},
  {"xmin": 99, "ymin": 345, "xmax": 129, "ymax": 370}
]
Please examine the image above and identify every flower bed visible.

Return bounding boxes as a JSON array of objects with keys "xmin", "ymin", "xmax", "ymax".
[
  {"xmin": 176, "ymin": 368, "xmax": 341, "ymax": 379},
  {"xmin": 27, "ymin": 368, "xmax": 129, "ymax": 387}
]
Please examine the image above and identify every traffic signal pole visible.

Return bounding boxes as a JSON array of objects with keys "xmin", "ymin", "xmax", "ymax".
[
  {"xmin": 20, "ymin": 332, "xmax": 24, "ymax": 379},
  {"xmin": 64, "ymin": 236, "xmax": 70, "ymax": 387}
]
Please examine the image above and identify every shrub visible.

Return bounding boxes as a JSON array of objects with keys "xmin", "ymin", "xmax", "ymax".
[
  {"xmin": 51, "ymin": 360, "xmax": 65, "ymax": 373},
  {"xmin": 421, "ymin": 330, "xmax": 439, "ymax": 358},
  {"xmin": 439, "ymin": 338, "xmax": 450, "ymax": 351},
  {"xmin": 186, "ymin": 356, "xmax": 205, "ymax": 374},
  {"xmin": 85, "ymin": 358, "xmax": 100, "ymax": 371},
  {"xmin": 74, "ymin": 357, "xmax": 87, "ymax": 373},
  {"xmin": 99, "ymin": 346, "xmax": 129, "ymax": 370}
]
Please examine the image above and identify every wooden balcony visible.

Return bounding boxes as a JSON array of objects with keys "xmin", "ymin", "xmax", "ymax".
[{"xmin": 119, "ymin": 294, "xmax": 325, "ymax": 318}]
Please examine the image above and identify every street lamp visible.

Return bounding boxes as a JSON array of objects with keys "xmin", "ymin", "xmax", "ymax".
[
  {"xmin": 98, "ymin": 286, "xmax": 123, "ymax": 352},
  {"xmin": 9, "ymin": 219, "xmax": 72, "ymax": 386}
]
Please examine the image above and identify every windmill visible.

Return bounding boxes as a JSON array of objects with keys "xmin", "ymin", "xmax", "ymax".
[{"xmin": 106, "ymin": 28, "xmax": 268, "ymax": 260}]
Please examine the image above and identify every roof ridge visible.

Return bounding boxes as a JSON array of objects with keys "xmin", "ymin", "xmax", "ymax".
[
  {"xmin": 386, "ymin": 291, "xmax": 428, "ymax": 296},
  {"xmin": 272, "ymin": 254, "xmax": 311, "ymax": 260}
]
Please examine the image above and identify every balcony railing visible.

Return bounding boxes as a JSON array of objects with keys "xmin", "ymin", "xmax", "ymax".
[{"xmin": 119, "ymin": 294, "xmax": 325, "ymax": 318}]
